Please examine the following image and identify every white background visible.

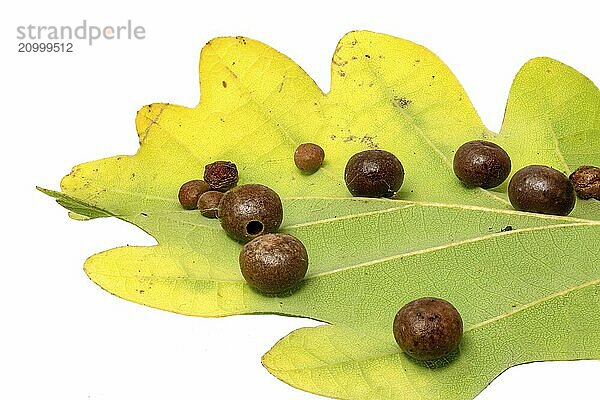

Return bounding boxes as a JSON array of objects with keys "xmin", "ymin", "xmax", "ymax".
[{"xmin": 2, "ymin": 0, "xmax": 599, "ymax": 399}]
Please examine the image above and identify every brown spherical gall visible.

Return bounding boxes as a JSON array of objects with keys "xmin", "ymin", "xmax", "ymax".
[
  {"xmin": 569, "ymin": 165, "xmax": 600, "ymax": 200},
  {"xmin": 508, "ymin": 165, "xmax": 576, "ymax": 216},
  {"xmin": 218, "ymin": 184, "xmax": 283, "ymax": 242},
  {"xmin": 178, "ymin": 180, "xmax": 210, "ymax": 210},
  {"xmin": 344, "ymin": 150, "xmax": 404, "ymax": 198},
  {"xmin": 393, "ymin": 297, "xmax": 463, "ymax": 361},
  {"xmin": 240, "ymin": 233, "xmax": 308, "ymax": 294},
  {"xmin": 204, "ymin": 161, "xmax": 239, "ymax": 191},
  {"xmin": 453, "ymin": 140, "xmax": 511, "ymax": 189},
  {"xmin": 294, "ymin": 143, "xmax": 325, "ymax": 174},
  {"xmin": 197, "ymin": 191, "xmax": 224, "ymax": 218}
]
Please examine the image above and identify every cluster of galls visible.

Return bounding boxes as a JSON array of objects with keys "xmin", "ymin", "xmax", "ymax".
[
  {"xmin": 177, "ymin": 160, "xmax": 237, "ymax": 216},
  {"xmin": 178, "ymin": 143, "xmax": 327, "ymax": 294},
  {"xmin": 178, "ymin": 140, "xmax": 598, "ymax": 365},
  {"xmin": 452, "ymin": 140, "xmax": 599, "ymax": 215},
  {"xmin": 179, "ymin": 160, "xmax": 308, "ymax": 295},
  {"xmin": 454, "ymin": 140, "xmax": 600, "ymax": 215},
  {"xmin": 342, "ymin": 139, "xmax": 599, "ymax": 216}
]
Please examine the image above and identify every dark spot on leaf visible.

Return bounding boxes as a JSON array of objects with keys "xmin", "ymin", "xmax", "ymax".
[
  {"xmin": 140, "ymin": 212, "xmax": 148, "ymax": 217},
  {"xmin": 415, "ymin": 59, "xmax": 420, "ymax": 63},
  {"xmin": 338, "ymin": 70, "xmax": 346, "ymax": 77},
  {"xmin": 333, "ymin": 58, "xmax": 348, "ymax": 67},
  {"xmin": 365, "ymin": 54, "xmax": 371, "ymax": 58},
  {"xmin": 278, "ymin": 81, "xmax": 284, "ymax": 92},
  {"xmin": 341, "ymin": 134, "xmax": 378, "ymax": 149},
  {"xmin": 392, "ymin": 97, "xmax": 412, "ymax": 109},
  {"xmin": 501, "ymin": 226, "xmax": 513, "ymax": 232},
  {"xmin": 220, "ymin": 117, "xmax": 225, "ymax": 123},
  {"xmin": 350, "ymin": 39, "xmax": 357, "ymax": 46},
  {"xmin": 222, "ymin": 81, "xmax": 227, "ymax": 88}
]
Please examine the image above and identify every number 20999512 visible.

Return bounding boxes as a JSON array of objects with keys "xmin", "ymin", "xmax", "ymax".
[{"xmin": 18, "ymin": 42, "xmax": 73, "ymax": 52}]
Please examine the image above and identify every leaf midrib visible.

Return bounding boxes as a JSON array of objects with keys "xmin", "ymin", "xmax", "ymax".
[
  {"xmin": 42, "ymin": 187, "xmax": 600, "ymax": 227},
  {"xmin": 284, "ymin": 196, "xmax": 600, "ymax": 224}
]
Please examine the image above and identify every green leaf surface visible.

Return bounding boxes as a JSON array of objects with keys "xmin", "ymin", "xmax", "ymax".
[{"xmin": 41, "ymin": 31, "xmax": 600, "ymax": 399}]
